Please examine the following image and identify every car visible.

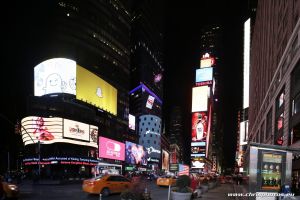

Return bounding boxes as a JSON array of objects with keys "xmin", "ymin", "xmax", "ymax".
[
  {"xmin": 1, "ymin": 180, "xmax": 19, "ymax": 199},
  {"xmin": 82, "ymin": 174, "xmax": 131, "ymax": 197},
  {"xmin": 156, "ymin": 176, "xmax": 177, "ymax": 187}
]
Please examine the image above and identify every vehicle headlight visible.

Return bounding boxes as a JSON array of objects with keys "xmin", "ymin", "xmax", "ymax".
[{"xmin": 8, "ymin": 184, "xmax": 18, "ymax": 190}]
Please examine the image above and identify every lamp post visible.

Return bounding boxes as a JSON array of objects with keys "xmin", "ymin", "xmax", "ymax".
[{"xmin": 37, "ymin": 139, "xmax": 41, "ymax": 179}]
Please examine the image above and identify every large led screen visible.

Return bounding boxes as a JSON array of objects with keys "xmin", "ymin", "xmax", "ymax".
[
  {"xmin": 191, "ymin": 112, "xmax": 208, "ymax": 142},
  {"xmin": 76, "ymin": 65, "xmax": 117, "ymax": 115},
  {"xmin": 162, "ymin": 150, "xmax": 169, "ymax": 171},
  {"xmin": 239, "ymin": 120, "xmax": 248, "ymax": 145},
  {"xmin": 195, "ymin": 68, "xmax": 213, "ymax": 83},
  {"xmin": 125, "ymin": 141, "xmax": 148, "ymax": 165},
  {"xmin": 63, "ymin": 119, "xmax": 90, "ymax": 141},
  {"xmin": 200, "ymin": 57, "xmax": 215, "ymax": 68},
  {"xmin": 129, "ymin": 114, "xmax": 136, "ymax": 130},
  {"xmin": 145, "ymin": 95, "xmax": 155, "ymax": 109},
  {"xmin": 191, "ymin": 86, "xmax": 209, "ymax": 112},
  {"xmin": 191, "ymin": 159, "xmax": 205, "ymax": 169},
  {"xmin": 21, "ymin": 116, "xmax": 98, "ymax": 148},
  {"xmin": 34, "ymin": 58, "xmax": 76, "ymax": 96},
  {"xmin": 99, "ymin": 137, "xmax": 125, "ymax": 161}
]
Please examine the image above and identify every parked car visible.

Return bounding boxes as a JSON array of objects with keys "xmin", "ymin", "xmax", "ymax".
[
  {"xmin": 1, "ymin": 179, "xmax": 19, "ymax": 199},
  {"xmin": 156, "ymin": 176, "xmax": 177, "ymax": 187},
  {"xmin": 82, "ymin": 174, "xmax": 131, "ymax": 197}
]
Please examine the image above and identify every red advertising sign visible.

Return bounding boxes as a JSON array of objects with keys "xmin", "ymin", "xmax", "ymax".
[{"xmin": 191, "ymin": 112, "xmax": 208, "ymax": 142}]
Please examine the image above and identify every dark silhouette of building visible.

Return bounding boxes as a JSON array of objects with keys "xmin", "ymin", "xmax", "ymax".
[
  {"xmin": 169, "ymin": 106, "xmax": 184, "ymax": 163},
  {"xmin": 129, "ymin": 0, "xmax": 165, "ymax": 170}
]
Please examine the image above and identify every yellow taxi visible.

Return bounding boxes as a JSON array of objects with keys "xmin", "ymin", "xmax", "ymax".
[
  {"xmin": 1, "ymin": 180, "xmax": 19, "ymax": 199},
  {"xmin": 82, "ymin": 174, "xmax": 131, "ymax": 197},
  {"xmin": 156, "ymin": 176, "xmax": 177, "ymax": 187}
]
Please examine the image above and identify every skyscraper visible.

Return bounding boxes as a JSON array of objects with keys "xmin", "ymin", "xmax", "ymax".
[
  {"xmin": 129, "ymin": 0, "xmax": 165, "ymax": 170},
  {"xmin": 6, "ymin": 0, "xmax": 131, "ymax": 178},
  {"xmin": 169, "ymin": 106, "xmax": 184, "ymax": 163},
  {"xmin": 190, "ymin": 24, "xmax": 224, "ymax": 173}
]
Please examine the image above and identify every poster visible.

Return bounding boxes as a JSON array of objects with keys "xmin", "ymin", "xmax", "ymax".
[{"xmin": 261, "ymin": 153, "xmax": 282, "ymax": 190}]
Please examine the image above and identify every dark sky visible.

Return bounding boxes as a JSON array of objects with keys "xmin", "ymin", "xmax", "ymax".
[{"xmin": 163, "ymin": 1, "xmax": 248, "ymax": 168}]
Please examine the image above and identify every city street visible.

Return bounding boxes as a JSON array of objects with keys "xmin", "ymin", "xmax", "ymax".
[{"xmin": 18, "ymin": 180, "xmax": 235, "ymax": 200}]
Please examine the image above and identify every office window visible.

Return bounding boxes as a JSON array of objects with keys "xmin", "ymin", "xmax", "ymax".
[{"xmin": 266, "ymin": 107, "xmax": 273, "ymax": 140}]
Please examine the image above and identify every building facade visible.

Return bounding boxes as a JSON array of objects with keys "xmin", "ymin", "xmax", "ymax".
[
  {"xmin": 17, "ymin": 0, "xmax": 131, "ymax": 179},
  {"xmin": 129, "ymin": 0, "xmax": 164, "ymax": 171},
  {"xmin": 248, "ymin": 0, "xmax": 300, "ymax": 186}
]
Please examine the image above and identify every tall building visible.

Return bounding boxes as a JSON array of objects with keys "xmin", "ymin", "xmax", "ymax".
[
  {"xmin": 10, "ymin": 0, "xmax": 131, "ymax": 178},
  {"xmin": 168, "ymin": 106, "xmax": 184, "ymax": 163},
  {"xmin": 190, "ymin": 24, "xmax": 224, "ymax": 173},
  {"xmin": 247, "ymin": 0, "xmax": 300, "ymax": 188},
  {"xmin": 199, "ymin": 25, "xmax": 223, "ymax": 62},
  {"xmin": 129, "ymin": 0, "xmax": 164, "ymax": 170}
]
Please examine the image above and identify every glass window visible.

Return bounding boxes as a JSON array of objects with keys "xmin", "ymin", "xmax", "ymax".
[
  {"xmin": 293, "ymin": 93, "xmax": 300, "ymax": 115},
  {"xmin": 266, "ymin": 108, "xmax": 273, "ymax": 140},
  {"xmin": 278, "ymin": 92, "xmax": 284, "ymax": 108},
  {"xmin": 261, "ymin": 122, "xmax": 265, "ymax": 142},
  {"xmin": 277, "ymin": 113, "xmax": 284, "ymax": 131}
]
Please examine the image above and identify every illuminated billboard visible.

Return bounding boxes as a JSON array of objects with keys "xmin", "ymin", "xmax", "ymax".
[
  {"xmin": 76, "ymin": 65, "xmax": 117, "ymax": 115},
  {"xmin": 191, "ymin": 112, "xmax": 208, "ymax": 142},
  {"xmin": 195, "ymin": 68, "xmax": 213, "ymax": 83},
  {"xmin": 243, "ymin": 18, "xmax": 250, "ymax": 109},
  {"xmin": 63, "ymin": 119, "xmax": 90, "ymax": 141},
  {"xmin": 191, "ymin": 142, "xmax": 206, "ymax": 146},
  {"xmin": 240, "ymin": 120, "xmax": 248, "ymax": 145},
  {"xmin": 191, "ymin": 160, "xmax": 205, "ymax": 169},
  {"xmin": 146, "ymin": 95, "xmax": 155, "ymax": 109},
  {"xmin": 162, "ymin": 150, "xmax": 169, "ymax": 171},
  {"xmin": 99, "ymin": 137, "xmax": 125, "ymax": 161},
  {"xmin": 191, "ymin": 86, "xmax": 209, "ymax": 112},
  {"xmin": 125, "ymin": 141, "xmax": 148, "ymax": 165},
  {"xmin": 138, "ymin": 115, "xmax": 161, "ymax": 159},
  {"xmin": 21, "ymin": 116, "xmax": 98, "ymax": 148},
  {"xmin": 191, "ymin": 146, "xmax": 206, "ymax": 154},
  {"xmin": 200, "ymin": 57, "xmax": 215, "ymax": 68},
  {"xmin": 34, "ymin": 58, "xmax": 76, "ymax": 96},
  {"xmin": 129, "ymin": 114, "xmax": 136, "ymax": 130}
]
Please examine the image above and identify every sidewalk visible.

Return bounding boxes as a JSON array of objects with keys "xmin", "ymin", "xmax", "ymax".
[{"xmin": 199, "ymin": 183, "xmax": 235, "ymax": 200}]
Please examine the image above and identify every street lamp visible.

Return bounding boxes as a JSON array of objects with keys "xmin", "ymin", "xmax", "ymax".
[{"xmin": 36, "ymin": 137, "xmax": 41, "ymax": 179}]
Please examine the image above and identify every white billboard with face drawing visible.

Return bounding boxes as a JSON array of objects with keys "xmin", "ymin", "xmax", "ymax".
[{"xmin": 34, "ymin": 58, "xmax": 76, "ymax": 96}]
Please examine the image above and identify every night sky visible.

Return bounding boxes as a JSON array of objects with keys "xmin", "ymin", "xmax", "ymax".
[{"xmin": 163, "ymin": 0, "xmax": 248, "ymax": 168}]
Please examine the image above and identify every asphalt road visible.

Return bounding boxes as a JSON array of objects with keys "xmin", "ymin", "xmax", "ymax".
[
  {"xmin": 19, "ymin": 180, "xmax": 170, "ymax": 200},
  {"xmin": 19, "ymin": 180, "xmax": 235, "ymax": 200}
]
